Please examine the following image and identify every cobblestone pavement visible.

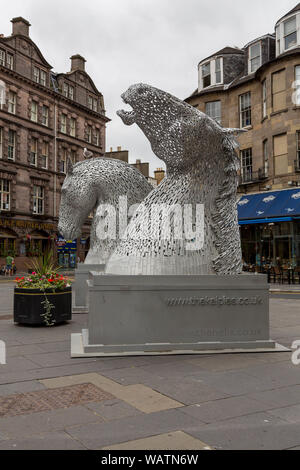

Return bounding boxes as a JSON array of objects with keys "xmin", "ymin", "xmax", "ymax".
[{"xmin": 0, "ymin": 283, "xmax": 299, "ymax": 450}]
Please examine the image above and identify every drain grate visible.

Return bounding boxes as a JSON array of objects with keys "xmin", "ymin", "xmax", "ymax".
[{"xmin": 0, "ymin": 383, "xmax": 114, "ymax": 418}]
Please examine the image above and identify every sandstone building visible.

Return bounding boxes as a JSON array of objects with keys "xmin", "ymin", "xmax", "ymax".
[
  {"xmin": 0, "ymin": 17, "xmax": 109, "ymax": 269},
  {"xmin": 186, "ymin": 4, "xmax": 300, "ymax": 267}
]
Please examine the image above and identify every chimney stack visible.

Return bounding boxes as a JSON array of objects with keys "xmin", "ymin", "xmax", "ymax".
[
  {"xmin": 11, "ymin": 17, "xmax": 31, "ymax": 37},
  {"xmin": 70, "ymin": 54, "xmax": 86, "ymax": 72}
]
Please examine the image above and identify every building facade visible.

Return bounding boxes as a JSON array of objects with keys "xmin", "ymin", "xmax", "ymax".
[
  {"xmin": 186, "ymin": 4, "xmax": 300, "ymax": 268},
  {"xmin": 0, "ymin": 17, "xmax": 109, "ymax": 270}
]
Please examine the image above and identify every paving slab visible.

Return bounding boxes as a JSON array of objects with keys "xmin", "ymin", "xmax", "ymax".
[
  {"xmin": 85, "ymin": 399, "xmax": 142, "ymax": 421},
  {"xmin": 65, "ymin": 408, "xmax": 203, "ymax": 450},
  {"xmin": 0, "ymin": 405, "xmax": 104, "ymax": 438},
  {"xmin": 0, "ymin": 380, "xmax": 46, "ymax": 396},
  {"xmin": 267, "ymin": 404, "xmax": 300, "ymax": 423},
  {"xmin": 248, "ymin": 385, "xmax": 300, "ymax": 408},
  {"xmin": 187, "ymin": 412, "xmax": 300, "ymax": 450},
  {"xmin": 102, "ymin": 431, "xmax": 212, "ymax": 450},
  {"xmin": 180, "ymin": 396, "xmax": 271, "ymax": 423},
  {"xmin": 0, "ymin": 431, "xmax": 86, "ymax": 450}
]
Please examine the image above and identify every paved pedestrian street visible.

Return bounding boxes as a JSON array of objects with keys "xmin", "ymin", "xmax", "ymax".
[{"xmin": 0, "ymin": 282, "xmax": 299, "ymax": 450}]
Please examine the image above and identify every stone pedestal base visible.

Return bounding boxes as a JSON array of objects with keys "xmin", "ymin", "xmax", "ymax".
[
  {"xmin": 73, "ymin": 264, "xmax": 105, "ymax": 311},
  {"xmin": 71, "ymin": 273, "xmax": 287, "ymax": 357}
]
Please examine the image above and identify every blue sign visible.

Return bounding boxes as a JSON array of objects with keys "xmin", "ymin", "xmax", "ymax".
[{"xmin": 56, "ymin": 236, "xmax": 77, "ymax": 252}]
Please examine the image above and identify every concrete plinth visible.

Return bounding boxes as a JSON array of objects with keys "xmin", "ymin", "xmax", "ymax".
[
  {"xmin": 71, "ymin": 273, "xmax": 286, "ymax": 357},
  {"xmin": 73, "ymin": 264, "xmax": 105, "ymax": 311}
]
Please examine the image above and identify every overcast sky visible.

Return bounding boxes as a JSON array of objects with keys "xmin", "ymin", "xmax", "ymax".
[{"xmin": 0, "ymin": 0, "xmax": 297, "ymax": 175}]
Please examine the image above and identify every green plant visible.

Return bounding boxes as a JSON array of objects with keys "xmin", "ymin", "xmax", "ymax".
[{"xmin": 16, "ymin": 249, "xmax": 71, "ymax": 326}]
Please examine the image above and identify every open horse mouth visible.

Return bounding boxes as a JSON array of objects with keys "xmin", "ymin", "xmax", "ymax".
[{"xmin": 117, "ymin": 93, "xmax": 135, "ymax": 126}]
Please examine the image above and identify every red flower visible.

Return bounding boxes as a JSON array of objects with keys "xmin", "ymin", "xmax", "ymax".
[{"xmin": 48, "ymin": 279, "xmax": 54, "ymax": 282}]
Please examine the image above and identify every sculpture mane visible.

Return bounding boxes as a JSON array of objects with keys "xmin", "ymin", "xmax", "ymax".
[
  {"xmin": 105, "ymin": 83, "xmax": 243, "ymax": 275},
  {"xmin": 58, "ymin": 156, "xmax": 152, "ymax": 264}
]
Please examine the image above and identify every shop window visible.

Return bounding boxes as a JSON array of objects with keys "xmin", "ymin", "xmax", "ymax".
[
  {"xmin": 0, "ymin": 179, "xmax": 10, "ymax": 211},
  {"xmin": 273, "ymin": 134, "xmax": 288, "ymax": 175},
  {"xmin": 0, "ymin": 237, "xmax": 16, "ymax": 257},
  {"xmin": 272, "ymin": 69, "xmax": 286, "ymax": 112},
  {"xmin": 205, "ymin": 101, "xmax": 221, "ymax": 124},
  {"xmin": 241, "ymin": 148, "xmax": 252, "ymax": 183},
  {"xmin": 239, "ymin": 92, "xmax": 251, "ymax": 127}
]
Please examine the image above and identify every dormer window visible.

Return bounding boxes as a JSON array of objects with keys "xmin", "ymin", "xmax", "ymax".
[
  {"xmin": 284, "ymin": 16, "xmax": 297, "ymax": 50},
  {"xmin": 276, "ymin": 13, "xmax": 299, "ymax": 56},
  {"xmin": 202, "ymin": 63, "xmax": 211, "ymax": 87},
  {"xmin": 249, "ymin": 42, "xmax": 261, "ymax": 73},
  {"xmin": 199, "ymin": 57, "xmax": 223, "ymax": 90}
]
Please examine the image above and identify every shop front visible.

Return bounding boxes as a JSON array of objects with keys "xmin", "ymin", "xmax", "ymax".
[
  {"xmin": 56, "ymin": 236, "xmax": 77, "ymax": 269},
  {"xmin": 238, "ymin": 188, "xmax": 300, "ymax": 270}
]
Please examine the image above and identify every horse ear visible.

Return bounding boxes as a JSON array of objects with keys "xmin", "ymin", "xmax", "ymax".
[{"xmin": 67, "ymin": 158, "xmax": 73, "ymax": 175}]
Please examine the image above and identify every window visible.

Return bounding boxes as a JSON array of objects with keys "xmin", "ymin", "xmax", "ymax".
[
  {"xmin": 31, "ymin": 101, "xmax": 38, "ymax": 122},
  {"xmin": 284, "ymin": 16, "xmax": 297, "ymax": 51},
  {"xmin": 273, "ymin": 134, "xmax": 288, "ymax": 175},
  {"xmin": 8, "ymin": 130, "xmax": 15, "ymax": 160},
  {"xmin": 60, "ymin": 114, "xmax": 67, "ymax": 133},
  {"xmin": 249, "ymin": 43, "xmax": 261, "ymax": 73},
  {"xmin": 87, "ymin": 126, "xmax": 92, "ymax": 143},
  {"xmin": 297, "ymin": 132, "xmax": 300, "ymax": 167},
  {"xmin": 88, "ymin": 96, "xmax": 93, "ymax": 110},
  {"xmin": 63, "ymin": 83, "xmax": 74, "ymax": 100},
  {"xmin": 30, "ymin": 138, "xmax": 38, "ymax": 166},
  {"xmin": 95, "ymin": 129, "xmax": 100, "ymax": 146},
  {"xmin": 6, "ymin": 53, "xmax": 13, "ymax": 70},
  {"xmin": 215, "ymin": 58, "xmax": 222, "ymax": 84},
  {"xmin": 272, "ymin": 69, "xmax": 286, "ymax": 112},
  {"xmin": 8, "ymin": 91, "xmax": 16, "ymax": 114},
  {"xmin": 33, "ymin": 67, "xmax": 39, "ymax": 83},
  {"xmin": 295, "ymin": 66, "xmax": 300, "ymax": 106},
  {"xmin": 239, "ymin": 92, "xmax": 251, "ymax": 127},
  {"xmin": 70, "ymin": 150, "xmax": 76, "ymax": 164},
  {"xmin": 262, "ymin": 80, "xmax": 267, "ymax": 118},
  {"xmin": 241, "ymin": 148, "xmax": 252, "ymax": 183},
  {"xmin": 70, "ymin": 118, "xmax": 76, "ymax": 137},
  {"xmin": 263, "ymin": 140, "xmax": 269, "ymax": 177},
  {"xmin": 0, "ymin": 50, "xmax": 5, "ymax": 66},
  {"xmin": 0, "ymin": 128, "xmax": 2, "ymax": 158},
  {"xmin": 40, "ymin": 70, "xmax": 46, "ymax": 87},
  {"xmin": 201, "ymin": 63, "xmax": 211, "ymax": 88},
  {"xmin": 205, "ymin": 101, "xmax": 221, "ymax": 124},
  {"xmin": 42, "ymin": 105, "xmax": 49, "ymax": 126},
  {"xmin": 93, "ymin": 98, "xmax": 98, "ymax": 112},
  {"xmin": 0, "ymin": 179, "xmax": 10, "ymax": 211},
  {"xmin": 60, "ymin": 149, "xmax": 67, "ymax": 173},
  {"xmin": 41, "ymin": 142, "xmax": 48, "ymax": 169},
  {"xmin": 33, "ymin": 186, "xmax": 44, "ymax": 215}
]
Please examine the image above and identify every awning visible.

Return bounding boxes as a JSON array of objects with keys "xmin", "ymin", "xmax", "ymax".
[{"xmin": 238, "ymin": 188, "xmax": 300, "ymax": 224}]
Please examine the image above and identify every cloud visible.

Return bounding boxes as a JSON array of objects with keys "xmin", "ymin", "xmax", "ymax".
[{"xmin": 0, "ymin": 0, "xmax": 297, "ymax": 174}]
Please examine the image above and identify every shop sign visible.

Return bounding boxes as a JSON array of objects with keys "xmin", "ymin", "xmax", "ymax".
[{"xmin": 56, "ymin": 236, "xmax": 77, "ymax": 252}]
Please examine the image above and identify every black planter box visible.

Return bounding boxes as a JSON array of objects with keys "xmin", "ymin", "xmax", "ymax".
[{"xmin": 14, "ymin": 287, "xmax": 72, "ymax": 325}]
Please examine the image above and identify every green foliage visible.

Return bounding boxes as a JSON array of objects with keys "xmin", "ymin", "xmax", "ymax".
[{"xmin": 26, "ymin": 249, "xmax": 60, "ymax": 277}]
